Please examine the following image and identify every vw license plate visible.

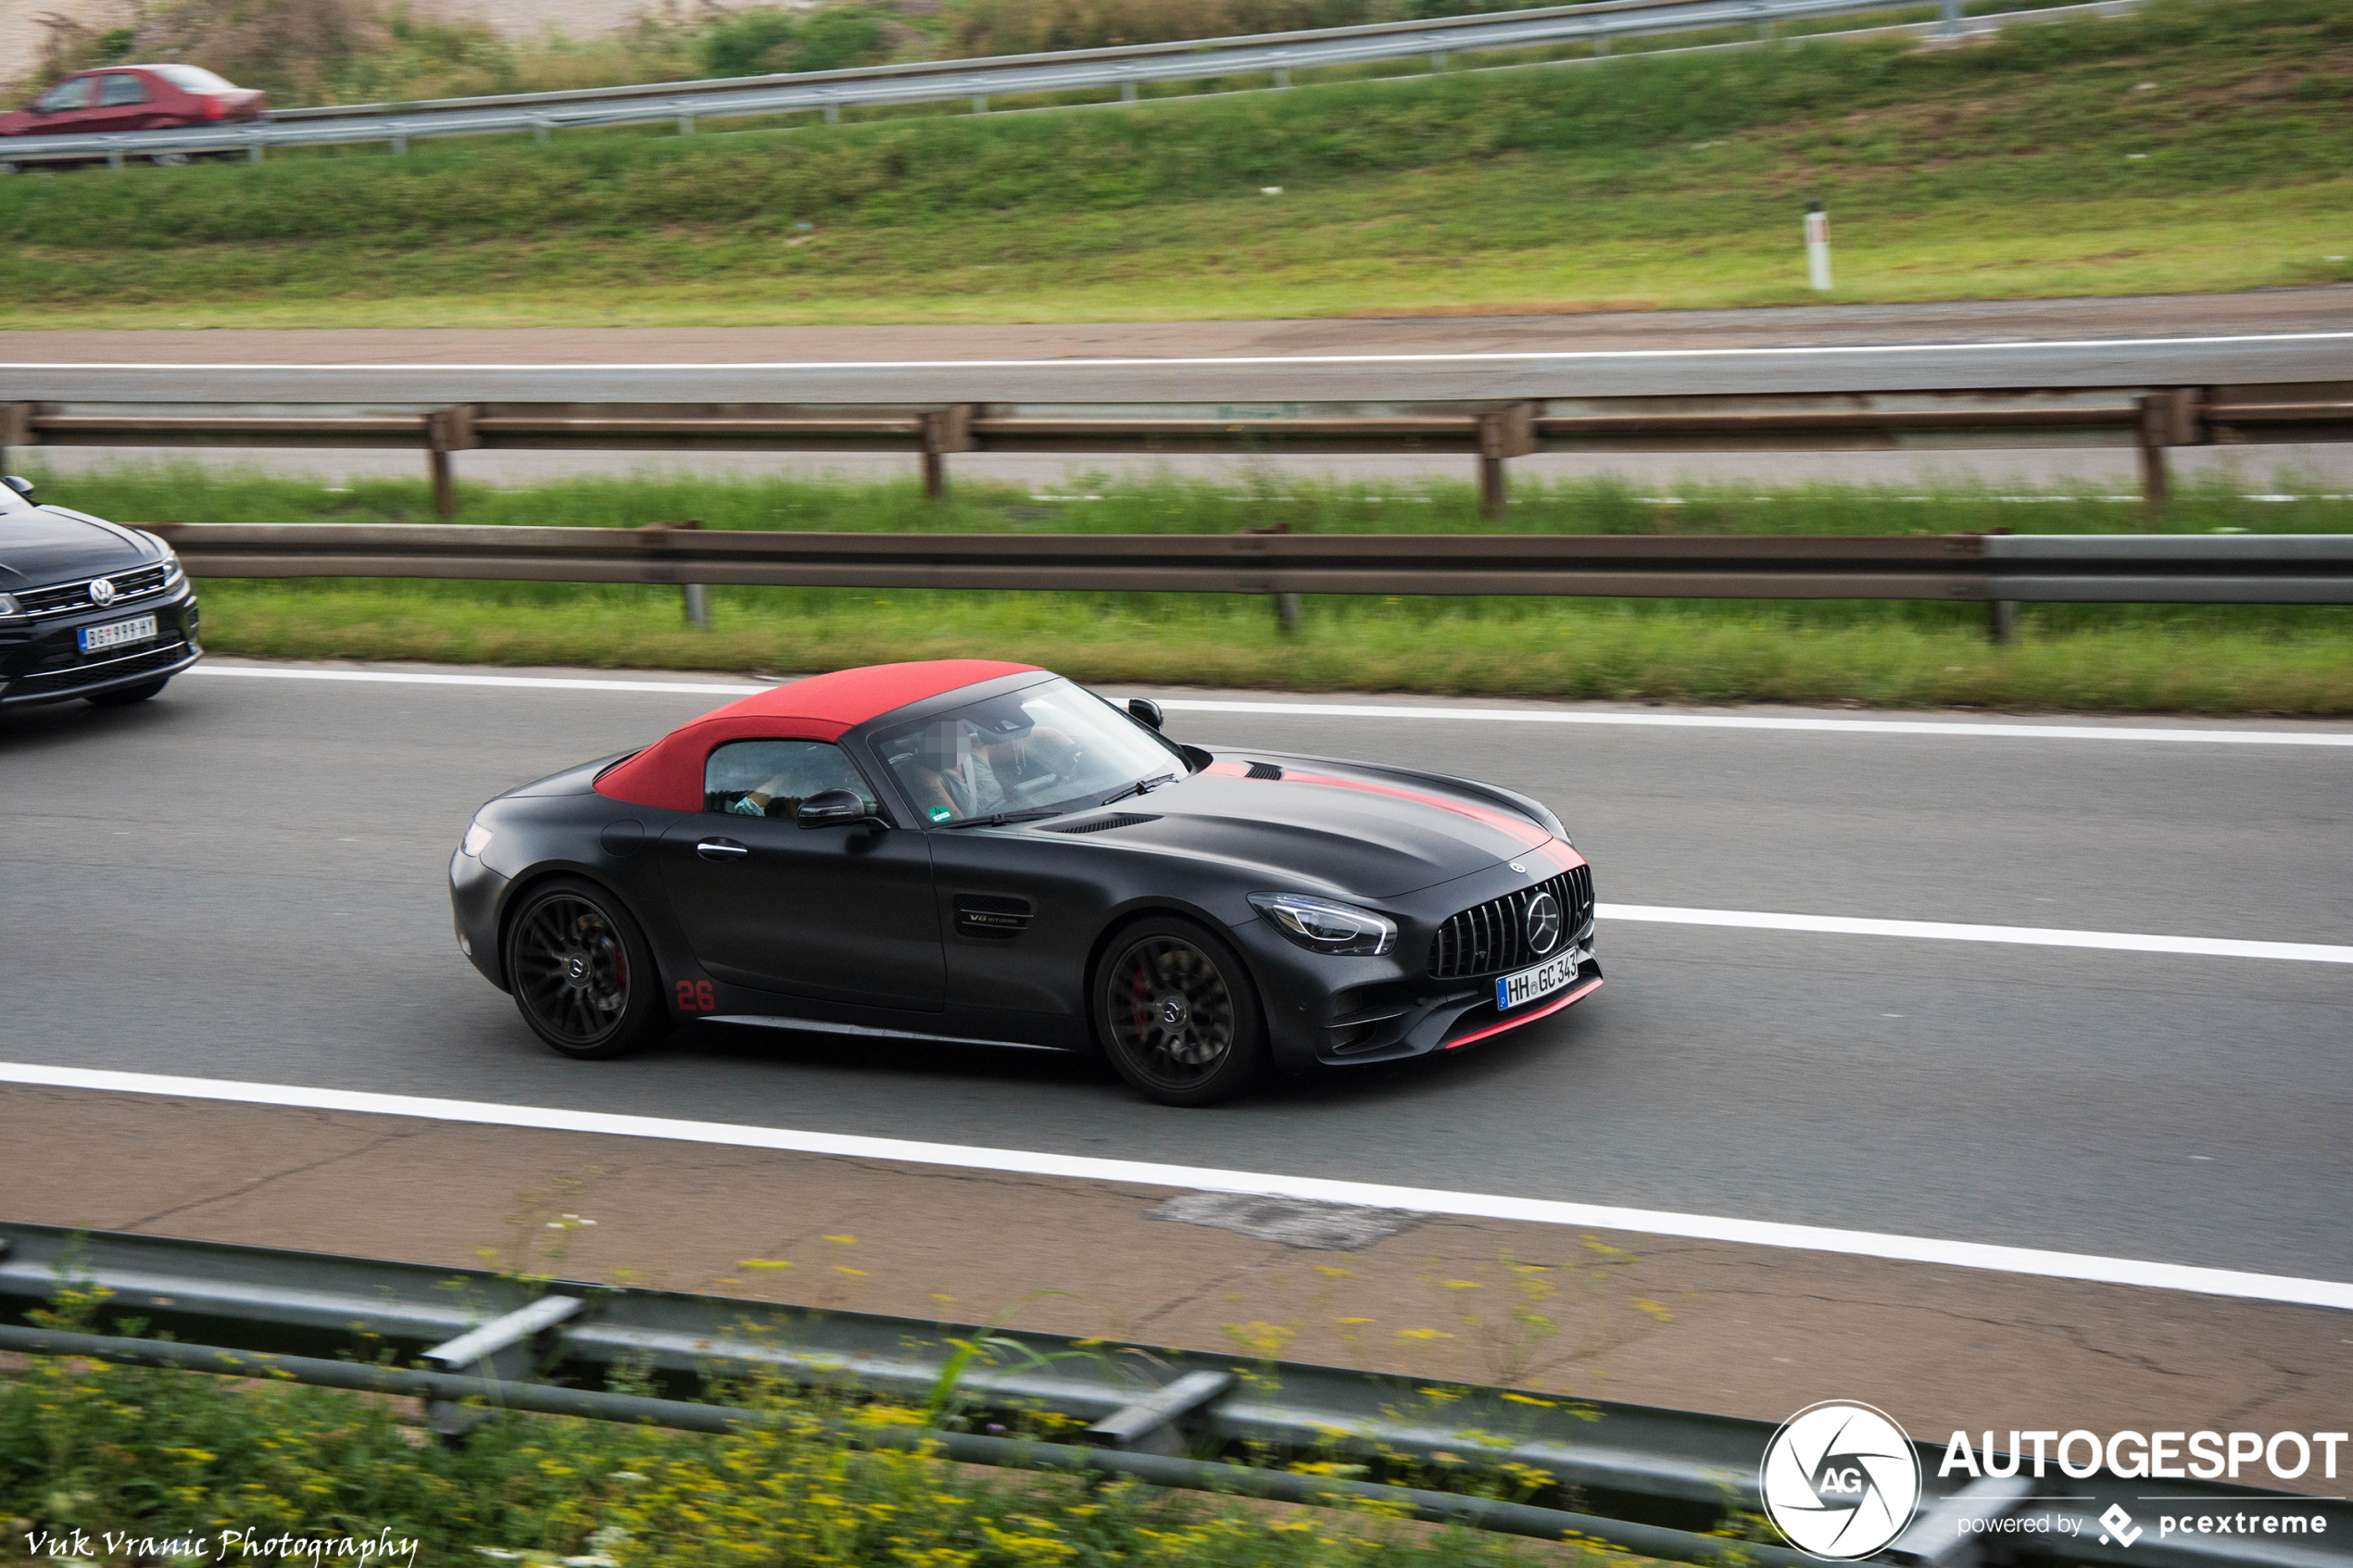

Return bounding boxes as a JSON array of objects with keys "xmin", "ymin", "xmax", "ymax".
[
  {"xmin": 1496, "ymin": 952, "xmax": 1579, "ymax": 1010},
  {"xmin": 78, "ymin": 614, "xmax": 157, "ymax": 655}
]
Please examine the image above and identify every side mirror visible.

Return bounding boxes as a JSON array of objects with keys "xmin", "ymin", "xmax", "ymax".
[
  {"xmin": 3, "ymin": 476, "xmax": 33, "ymax": 496},
  {"xmin": 796, "ymin": 788, "xmax": 874, "ymax": 828},
  {"xmin": 1126, "ymin": 697, "xmax": 1164, "ymax": 731}
]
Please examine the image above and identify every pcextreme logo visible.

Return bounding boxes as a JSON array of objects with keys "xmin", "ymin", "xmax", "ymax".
[{"xmin": 1761, "ymin": 1401, "xmax": 1924, "ymax": 1561}]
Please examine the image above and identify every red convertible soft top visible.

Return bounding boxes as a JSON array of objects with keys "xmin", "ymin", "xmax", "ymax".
[{"xmin": 594, "ymin": 659, "xmax": 1038, "ymax": 812}]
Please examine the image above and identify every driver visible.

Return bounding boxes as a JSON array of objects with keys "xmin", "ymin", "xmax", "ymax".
[{"xmin": 903, "ymin": 713, "xmax": 1079, "ymax": 821}]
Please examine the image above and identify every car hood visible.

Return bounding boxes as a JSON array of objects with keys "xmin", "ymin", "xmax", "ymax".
[
  {"xmin": 1045, "ymin": 750, "xmax": 1556, "ymax": 898},
  {"xmin": 0, "ymin": 507, "xmax": 157, "ymax": 588}
]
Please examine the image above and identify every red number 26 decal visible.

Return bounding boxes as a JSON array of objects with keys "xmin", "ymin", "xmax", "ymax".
[{"xmin": 674, "ymin": 980, "xmax": 716, "ymax": 1013}]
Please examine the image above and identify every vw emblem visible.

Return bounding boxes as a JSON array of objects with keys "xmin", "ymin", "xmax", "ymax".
[
  {"xmin": 1524, "ymin": 891, "xmax": 1562, "ymax": 955},
  {"xmin": 88, "ymin": 578, "xmax": 117, "ymax": 607}
]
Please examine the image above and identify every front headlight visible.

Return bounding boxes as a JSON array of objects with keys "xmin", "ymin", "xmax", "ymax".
[
  {"xmin": 1249, "ymin": 892, "xmax": 1396, "ymax": 957},
  {"xmin": 461, "ymin": 822, "xmax": 494, "ymax": 858},
  {"xmin": 159, "ymin": 549, "xmax": 184, "ymax": 589}
]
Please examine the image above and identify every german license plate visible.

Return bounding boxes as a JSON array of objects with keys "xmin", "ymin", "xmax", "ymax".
[
  {"xmin": 79, "ymin": 614, "xmax": 157, "ymax": 654},
  {"xmin": 1496, "ymin": 953, "xmax": 1579, "ymax": 1010}
]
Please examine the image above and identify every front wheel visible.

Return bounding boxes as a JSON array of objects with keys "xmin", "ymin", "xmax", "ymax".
[
  {"xmin": 503, "ymin": 877, "xmax": 668, "ymax": 1060},
  {"xmin": 1094, "ymin": 917, "xmax": 1266, "ymax": 1107}
]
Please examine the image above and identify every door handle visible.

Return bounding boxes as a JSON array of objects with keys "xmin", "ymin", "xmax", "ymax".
[{"xmin": 695, "ymin": 837, "xmax": 749, "ymax": 861}]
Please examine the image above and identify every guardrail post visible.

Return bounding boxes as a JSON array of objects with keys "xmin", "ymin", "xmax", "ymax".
[
  {"xmin": 424, "ymin": 405, "xmax": 479, "ymax": 520},
  {"xmin": 1940, "ymin": 0, "xmax": 1964, "ymax": 31},
  {"xmin": 676, "ymin": 107, "xmax": 695, "ymax": 134},
  {"xmin": 0, "ymin": 402, "xmax": 32, "ymax": 470},
  {"xmin": 1239, "ymin": 523, "xmax": 1300, "ymax": 633},
  {"xmin": 1594, "ymin": 33, "xmax": 1611, "ymax": 55},
  {"xmin": 824, "ymin": 103, "xmax": 841, "ymax": 124},
  {"xmin": 922, "ymin": 404, "xmax": 977, "ymax": 501},
  {"xmin": 657, "ymin": 519, "xmax": 711, "ymax": 627},
  {"xmin": 1275, "ymin": 68, "xmax": 1291, "ymax": 88},
  {"xmin": 531, "ymin": 118, "xmax": 550, "ymax": 144},
  {"xmin": 2135, "ymin": 389, "xmax": 2200, "ymax": 512},
  {"xmin": 1121, "ymin": 82, "xmax": 1139, "ymax": 103},
  {"xmin": 1427, "ymin": 51, "xmax": 1449, "ymax": 72},
  {"xmin": 971, "ymin": 95, "xmax": 989, "ymax": 113},
  {"xmin": 1477, "ymin": 402, "xmax": 1539, "ymax": 521}
]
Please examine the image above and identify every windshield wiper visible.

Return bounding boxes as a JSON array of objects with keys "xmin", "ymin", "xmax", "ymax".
[
  {"xmin": 940, "ymin": 807, "xmax": 1072, "ymax": 830},
  {"xmin": 1100, "ymin": 772, "xmax": 1177, "ymax": 807}
]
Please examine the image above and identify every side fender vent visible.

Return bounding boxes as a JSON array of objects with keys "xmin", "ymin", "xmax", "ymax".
[
  {"xmin": 1244, "ymin": 762, "xmax": 1285, "ymax": 781},
  {"xmin": 953, "ymin": 893, "xmax": 1034, "ymax": 939},
  {"xmin": 1042, "ymin": 813, "xmax": 1159, "ymax": 834}
]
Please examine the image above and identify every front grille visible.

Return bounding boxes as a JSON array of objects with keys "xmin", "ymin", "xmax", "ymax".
[
  {"xmin": 15, "ymin": 563, "xmax": 172, "ymax": 617},
  {"xmin": 1428, "ymin": 864, "xmax": 1594, "ymax": 980},
  {"xmin": 8, "ymin": 637, "xmax": 190, "ymax": 697}
]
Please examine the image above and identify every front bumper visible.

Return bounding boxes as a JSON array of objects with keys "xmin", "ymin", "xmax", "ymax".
[
  {"xmin": 0, "ymin": 584, "xmax": 202, "ymax": 709},
  {"xmin": 1230, "ymin": 847, "xmax": 1604, "ymax": 1073},
  {"xmin": 450, "ymin": 847, "xmax": 512, "ymax": 990}
]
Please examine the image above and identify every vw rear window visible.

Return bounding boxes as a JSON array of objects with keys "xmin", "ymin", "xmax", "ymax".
[{"xmin": 149, "ymin": 65, "xmax": 235, "ymax": 93}]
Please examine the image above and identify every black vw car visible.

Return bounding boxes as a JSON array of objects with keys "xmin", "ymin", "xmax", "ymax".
[
  {"xmin": 0, "ymin": 478, "xmax": 200, "ymax": 709},
  {"xmin": 451, "ymin": 660, "xmax": 1600, "ymax": 1106}
]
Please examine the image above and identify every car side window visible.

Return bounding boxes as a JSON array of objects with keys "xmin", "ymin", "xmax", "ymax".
[
  {"xmin": 704, "ymin": 739, "xmax": 877, "ymax": 821},
  {"xmin": 97, "ymin": 73, "xmax": 148, "ymax": 107},
  {"xmin": 36, "ymin": 78, "xmax": 94, "ymax": 112}
]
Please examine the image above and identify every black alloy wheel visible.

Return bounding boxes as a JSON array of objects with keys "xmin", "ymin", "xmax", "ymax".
[
  {"xmin": 1095, "ymin": 917, "xmax": 1266, "ymax": 1107},
  {"xmin": 504, "ymin": 878, "xmax": 666, "ymax": 1060},
  {"xmin": 86, "ymin": 679, "xmax": 169, "ymax": 708}
]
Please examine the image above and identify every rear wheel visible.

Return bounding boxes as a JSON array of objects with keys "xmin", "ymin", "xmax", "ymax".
[
  {"xmin": 86, "ymin": 678, "xmax": 168, "ymax": 707},
  {"xmin": 1094, "ymin": 917, "xmax": 1266, "ymax": 1107},
  {"xmin": 503, "ymin": 877, "xmax": 667, "ymax": 1060}
]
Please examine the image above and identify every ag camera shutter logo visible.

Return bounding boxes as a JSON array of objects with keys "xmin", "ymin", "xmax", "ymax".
[{"xmin": 1762, "ymin": 1401, "xmax": 1923, "ymax": 1560}]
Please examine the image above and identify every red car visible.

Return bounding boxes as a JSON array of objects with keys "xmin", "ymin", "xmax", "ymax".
[{"xmin": 0, "ymin": 64, "xmax": 267, "ymax": 153}]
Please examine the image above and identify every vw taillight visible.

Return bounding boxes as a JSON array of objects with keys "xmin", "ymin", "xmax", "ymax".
[{"xmin": 201, "ymin": 96, "xmax": 227, "ymax": 119}]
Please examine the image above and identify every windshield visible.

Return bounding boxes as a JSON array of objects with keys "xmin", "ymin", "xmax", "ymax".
[
  {"xmin": 874, "ymin": 678, "xmax": 1186, "ymax": 826},
  {"xmin": 149, "ymin": 65, "xmax": 234, "ymax": 93}
]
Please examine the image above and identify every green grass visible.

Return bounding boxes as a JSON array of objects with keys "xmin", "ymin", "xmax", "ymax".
[
  {"xmin": 0, "ymin": 1342, "xmax": 1579, "ymax": 1567},
  {"xmin": 41, "ymin": 462, "xmax": 2353, "ymax": 716},
  {"xmin": 4, "ymin": 0, "xmax": 2348, "ymax": 326}
]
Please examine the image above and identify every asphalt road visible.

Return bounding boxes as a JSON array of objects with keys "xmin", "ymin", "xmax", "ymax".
[
  {"xmin": 5, "ymin": 290, "xmax": 2349, "ymax": 403},
  {"xmin": 3, "ymin": 661, "xmax": 2347, "ymax": 1280}
]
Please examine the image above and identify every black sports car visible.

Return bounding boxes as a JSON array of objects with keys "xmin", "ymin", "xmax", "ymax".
[
  {"xmin": 451, "ymin": 659, "xmax": 1600, "ymax": 1105},
  {"xmin": 0, "ymin": 478, "xmax": 201, "ymax": 710}
]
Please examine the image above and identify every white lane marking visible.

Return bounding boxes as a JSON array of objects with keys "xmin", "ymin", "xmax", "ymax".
[
  {"xmin": 1, "ymin": 1061, "xmax": 2345, "ymax": 1310},
  {"xmin": 186, "ymin": 664, "xmax": 762, "ymax": 696},
  {"xmin": 1600, "ymin": 905, "xmax": 2353, "ymax": 964},
  {"xmin": 1164, "ymin": 698, "xmax": 2353, "ymax": 746},
  {"xmin": 183, "ymin": 664, "xmax": 2353, "ymax": 746},
  {"xmin": 4, "ymin": 330, "xmax": 2348, "ymax": 373}
]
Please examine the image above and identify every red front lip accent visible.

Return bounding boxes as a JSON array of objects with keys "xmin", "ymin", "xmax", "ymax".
[{"xmin": 1442, "ymin": 975, "xmax": 1603, "ymax": 1049}]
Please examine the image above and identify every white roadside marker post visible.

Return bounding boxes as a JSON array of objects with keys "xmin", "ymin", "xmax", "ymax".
[{"xmin": 1805, "ymin": 199, "xmax": 1832, "ymax": 292}]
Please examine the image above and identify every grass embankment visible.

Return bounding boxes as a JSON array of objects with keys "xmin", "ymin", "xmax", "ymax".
[
  {"xmin": 0, "ymin": 1341, "xmax": 1586, "ymax": 1567},
  {"xmin": 47, "ymin": 464, "xmax": 2353, "ymax": 715},
  {"xmin": 3, "ymin": 0, "xmax": 2348, "ymax": 326}
]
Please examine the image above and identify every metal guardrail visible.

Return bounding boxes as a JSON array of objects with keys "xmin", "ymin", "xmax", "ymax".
[
  {"xmin": 3, "ymin": 1222, "xmax": 2341, "ymax": 1567},
  {"xmin": 6, "ymin": 385, "xmax": 2344, "ymax": 517},
  {"xmin": 133, "ymin": 521, "xmax": 2353, "ymax": 606},
  {"xmin": 0, "ymin": 0, "xmax": 2050, "ymax": 167}
]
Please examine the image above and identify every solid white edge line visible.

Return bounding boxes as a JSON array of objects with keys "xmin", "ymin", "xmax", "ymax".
[
  {"xmin": 1598, "ymin": 904, "xmax": 2353, "ymax": 963},
  {"xmin": 1163, "ymin": 698, "xmax": 2353, "ymax": 746},
  {"xmin": 3, "ymin": 331, "xmax": 2350, "ymax": 374},
  {"xmin": 2, "ymin": 1061, "xmax": 2345, "ymax": 1311},
  {"xmin": 182, "ymin": 663, "xmax": 2353, "ymax": 746},
  {"xmin": 184, "ymin": 664, "xmax": 766, "ymax": 696}
]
